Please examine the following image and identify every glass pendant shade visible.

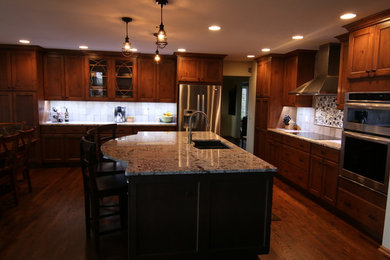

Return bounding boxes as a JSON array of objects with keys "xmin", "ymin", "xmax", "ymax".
[
  {"xmin": 156, "ymin": 24, "xmax": 167, "ymax": 48},
  {"xmin": 154, "ymin": 49, "xmax": 161, "ymax": 64}
]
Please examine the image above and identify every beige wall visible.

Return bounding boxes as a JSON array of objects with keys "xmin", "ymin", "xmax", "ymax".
[{"xmin": 223, "ymin": 61, "xmax": 252, "ymax": 77}]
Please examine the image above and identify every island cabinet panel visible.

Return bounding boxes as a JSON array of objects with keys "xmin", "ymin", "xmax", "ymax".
[
  {"xmin": 128, "ymin": 173, "xmax": 273, "ymax": 259},
  {"xmin": 176, "ymin": 54, "xmax": 226, "ymax": 84}
]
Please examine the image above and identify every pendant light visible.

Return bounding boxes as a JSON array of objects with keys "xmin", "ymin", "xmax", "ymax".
[
  {"xmin": 154, "ymin": 47, "xmax": 161, "ymax": 64},
  {"xmin": 155, "ymin": 0, "xmax": 168, "ymax": 48},
  {"xmin": 121, "ymin": 17, "xmax": 133, "ymax": 57}
]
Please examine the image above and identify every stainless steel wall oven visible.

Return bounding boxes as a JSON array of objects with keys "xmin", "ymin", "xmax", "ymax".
[{"xmin": 341, "ymin": 92, "xmax": 390, "ymax": 194}]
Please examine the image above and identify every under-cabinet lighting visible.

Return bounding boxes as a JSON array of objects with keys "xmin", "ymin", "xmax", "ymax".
[
  {"xmin": 79, "ymin": 45, "xmax": 88, "ymax": 49},
  {"xmin": 261, "ymin": 48, "xmax": 271, "ymax": 52},
  {"xmin": 340, "ymin": 13, "xmax": 356, "ymax": 20},
  {"xmin": 208, "ymin": 25, "xmax": 221, "ymax": 31},
  {"xmin": 19, "ymin": 39, "xmax": 30, "ymax": 44}
]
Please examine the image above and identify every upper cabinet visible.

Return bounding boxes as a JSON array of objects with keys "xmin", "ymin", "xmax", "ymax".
[
  {"xmin": 347, "ymin": 20, "xmax": 390, "ymax": 79},
  {"xmin": 137, "ymin": 55, "xmax": 176, "ymax": 102},
  {"xmin": 282, "ymin": 50, "xmax": 316, "ymax": 107},
  {"xmin": 256, "ymin": 57, "xmax": 272, "ymax": 97},
  {"xmin": 176, "ymin": 53, "xmax": 226, "ymax": 84},
  {"xmin": 340, "ymin": 9, "xmax": 390, "ymax": 95},
  {"xmin": 44, "ymin": 51, "xmax": 85, "ymax": 100},
  {"xmin": 0, "ymin": 48, "xmax": 40, "ymax": 91},
  {"xmin": 87, "ymin": 54, "xmax": 137, "ymax": 101}
]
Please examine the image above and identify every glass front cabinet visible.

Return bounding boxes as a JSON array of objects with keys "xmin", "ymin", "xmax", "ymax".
[{"xmin": 88, "ymin": 56, "xmax": 137, "ymax": 100}]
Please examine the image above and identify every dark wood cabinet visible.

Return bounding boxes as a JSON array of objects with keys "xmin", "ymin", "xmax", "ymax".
[
  {"xmin": 308, "ymin": 144, "xmax": 339, "ymax": 205},
  {"xmin": 137, "ymin": 55, "xmax": 176, "ymax": 102},
  {"xmin": 336, "ymin": 33, "xmax": 349, "ymax": 110},
  {"xmin": 0, "ymin": 91, "xmax": 37, "ymax": 126},
  {"xmin": 128, "ymin": 173, "xmax": 273, "ymax": 259},
  {"xmin": 44, "ymin": 52, "xmax": 85, "ymax": 100},
  {"xmin": 176, "ymin": 53, "xmax": 226, "ymax": 84},
  {"xmin": 256, "ymin": 57, "xmax": 271, "ymax": 97},
  {"xmin": 0, "ymin": 49, "xmax": 39, "ymax": 91},
  {"xmin": 282, "ymin": 50, "xmax": 316, "ymax": 107}
]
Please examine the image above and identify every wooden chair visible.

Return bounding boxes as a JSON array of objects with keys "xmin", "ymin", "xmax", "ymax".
[
  {"xmin": 80, "ymin": 136, "xmax": 128, "ymax": 250},
  {"xmin": 86, "ymin": 124, "xmax": 126, "ymax": 176},
  {"xmin": 17, "ymin": 127, "xmax": 35, "ymax": 192},
  {"xmin": 0, "ymin": 133, "xmax": 20, "ymax": 205}
]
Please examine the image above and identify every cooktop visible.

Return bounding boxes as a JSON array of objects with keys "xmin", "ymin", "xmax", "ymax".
[{"xmin": 290, "ymin": 132, "xmax": 341, "ymax": 140}]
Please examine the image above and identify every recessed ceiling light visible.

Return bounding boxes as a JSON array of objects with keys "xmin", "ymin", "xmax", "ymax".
[
  {"xmin": 208, "ymin": 25, "xmax": 221, "ymax": 31},
  {"xmin": 19, "ymin": 39, "xmax": 30, "ymax": 44},
  {"xmin": 340, "ymin": 13, "xmax": 356, "ymax": 20},
  {"xmin": 292, "ymin": 35, "xmax": 304, "ymax": 40},
  {"xmin": 130, "ymin": 48, "xmax": 138, "ymax": 52},
  {"xmin": 177, "ymin": 48, "xmax": 186, "ymax": 52},
  {"xmin": 247, "ymin": 55, "xmax": 255, "ymax": 58},
  {"xmin": 79, "ymin": 45, "xmax": 88, "ymax": 49},
  {"xmin": 261, "ymin": 48, "xmax": 271, "ymax": 52}
]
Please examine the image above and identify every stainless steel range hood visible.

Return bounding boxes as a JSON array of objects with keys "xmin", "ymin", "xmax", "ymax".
[{"xmin": 289, "ymin": 43, "xmax": 340, "ymax": 95}]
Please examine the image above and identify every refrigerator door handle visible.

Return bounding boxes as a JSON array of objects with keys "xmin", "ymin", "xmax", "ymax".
[
  {"xmin": 197, "ymin": 94, "xmax": 200, "ymax": 111},
  {"xmin": 202, "ymin": 94, "xmax": 205, "ymax": 112}
]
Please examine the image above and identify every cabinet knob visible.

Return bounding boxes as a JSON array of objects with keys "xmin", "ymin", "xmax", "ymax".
[
  {"xmin": 371, "ymin": 69, "xmax": 376, "ymax": 73},
  {"xmin": 366, "ymin": 70, "xmax": 370, "ymax": 73}
]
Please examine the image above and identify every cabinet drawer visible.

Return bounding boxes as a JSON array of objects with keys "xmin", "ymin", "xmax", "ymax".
[
  {"xmin": 337, "ymin": 188, "xmax": 385, "ymax": 237},
  {"xmin": 282, "ymin": 135, "xmax": 311, "ymax": 152},
  {"xmin": 40, "ymin": 126, "xmax": 87, "ymax": 134},
  {"xmin": 281, "ymin": 145, "xmax": 310, "ymax": 171},
  {"xmin": 311, "ymin": 144, "xmax": 339, "ymax": 163},
  {"xmin": 279, "ymin": 161, "xmax": 309, "ymax": 189},
  {"xmin": 267, "ymin": 131, "xmax": 283, "ymax": 142}
]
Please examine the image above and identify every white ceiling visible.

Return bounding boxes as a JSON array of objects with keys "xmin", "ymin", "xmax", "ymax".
[{"xmin": 0, "ymin": 0, "xmax": 389, "ymax": 61}]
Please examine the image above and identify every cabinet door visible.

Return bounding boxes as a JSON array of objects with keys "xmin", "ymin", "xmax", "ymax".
[
  {"xmin": 348, "ymin": 27, "xmax": 375, "ymax": 79},
  {"xmin": 258, "ymin": 98, "xmax": 269, "ymax": 130},
  {"xmin": 321, "ymin": 159, "xmax": 338, "ymax": 205},
  {"xmin": 0, "ymin": 50, "xmax": 10, "ymax": 90},
  {"xmin": 41, "ymin": 134, "xmax": 65, "ymax": 163},
  {"xmin": 0, "ymin": 91, "xmax": 12, "ymax": 122},
  {"xmin": 177, "ymin": 57, "xmax": 201, "ymax": 82},
  {"xmin": 308, "ymin": 155, "xmax": 323, "ymax": 198},
  {"xmin": 283, "ymin": 56, "xmax": 298, "ymax": 106},
  {"xmin": 157, "ymin": 58, "xmax": 176, "ymax": 102},
  {"xmin": 257, "ymin": 58, "xmax": 271, "ymax": 97},
  {"xmin": 137, "ymin": 58, "xmax": 156, "ymax": 101},
  {"xmin": 13, "ymin": 91, "xmax": 37, "ymax": 127},
  {"xmin": 372, "ymin": 20, "xmax": 390, "ymax": 77},
  {"xmin": 130, "ymin": 180, "xmax": 199, "ymax": 256},
  {"xmin": 202, "ymin": 58, "xmax": 223, "ymax": 83},
  {"xmin": 10, "ymin": 50, "xmax": 37, "ymax": 90},
  {"xmin": 64, "ymin": 133, "xmax": 83, "ymax": 163},
  {"xmin": 64, "ymin": 55, "xmax": 85, "ymax": 100},
  {"xmin": 44, "ymin": 54, "xmax": 65, "ymax": 100}
]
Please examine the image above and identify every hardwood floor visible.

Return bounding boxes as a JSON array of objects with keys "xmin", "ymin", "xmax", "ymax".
[{"xmin": 0, "ymin": 167, "xmax": 388, "ymax": 260}]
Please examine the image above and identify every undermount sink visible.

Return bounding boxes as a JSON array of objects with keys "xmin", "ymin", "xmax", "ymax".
[{"xmin": 193, "ymin": 139, "xmax": 231, "ymax": 149}]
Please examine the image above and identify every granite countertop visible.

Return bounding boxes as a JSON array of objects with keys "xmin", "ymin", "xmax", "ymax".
[
  {"xmin": 101, "ymin": 131, "xmax": 277, "ymax": 176},
  {"xmin": 40, "ymin": 121, "xmax": 176, "ymax": 126},
  {"xmin": 268, "ymin": 128, "xmax": 341, "ymax": 150}
]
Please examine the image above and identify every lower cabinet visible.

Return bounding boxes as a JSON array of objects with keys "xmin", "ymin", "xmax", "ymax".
[
  {"xmin": 129, "ymin": 173, "xmax": 273, "ymax": 259},
  {"xmin": 40, "ymin": 124, "xmax": 177, "ymax": 164},
  {"xmin": 308, "ymin": 144, "xmax": 339, "ymax": 205}
]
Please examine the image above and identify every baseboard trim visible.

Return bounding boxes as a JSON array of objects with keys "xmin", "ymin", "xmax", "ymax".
[{"xmin": 379, "ymin": 245, "xmax": 390, "ymax": 258}]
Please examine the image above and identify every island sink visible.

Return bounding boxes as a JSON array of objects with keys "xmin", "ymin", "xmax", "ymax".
[{"xmin": 193, "ymin": 139, "xmax": 231, "ymax": 149}]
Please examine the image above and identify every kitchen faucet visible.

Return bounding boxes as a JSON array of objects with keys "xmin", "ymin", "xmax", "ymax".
[{"xmin": 188, "ymin": 111, "xmax": 209, "ymax": 144}]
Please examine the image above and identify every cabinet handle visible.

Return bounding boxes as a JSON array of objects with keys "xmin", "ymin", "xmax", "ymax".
[
  {"xmin": 368, "ymin": 214, "xmax": 377, "ymax": 221},
  {"xmin": 366, "ymin": 70, "xmax": 370, "ymax": 73},
  {"xmin": 371, "ymin": 69, "xmax": 376, "ymax": 73},
  {"xmin": 299, "ymin": 158, "xmax": 304, "ymax": 163}
]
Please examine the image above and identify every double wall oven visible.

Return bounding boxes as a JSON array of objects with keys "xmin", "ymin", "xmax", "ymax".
[{"xmin": 341, "ymin": 92, "xmax": 390, "ymax": 195}]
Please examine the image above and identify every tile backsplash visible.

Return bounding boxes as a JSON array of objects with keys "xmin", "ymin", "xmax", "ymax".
[
  {"xmin": 46, "ymin": 101, "xmax": 177, "ymax": 123},
  {"xmin": 314, "ymin": 96, "xmax": 343, "ymax": 128}
]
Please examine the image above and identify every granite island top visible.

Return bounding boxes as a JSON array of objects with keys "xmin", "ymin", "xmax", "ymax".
[
  {"xmin": 101, "ymin": 131, "xmax": 276, "ymax": 176},
  {"xmin": 40, "ymin": 121, "xmax": 176, "ymax": 126},
  {"xmin": 268, "ymin": 128, "xmax": 341, "ymax": 150}
]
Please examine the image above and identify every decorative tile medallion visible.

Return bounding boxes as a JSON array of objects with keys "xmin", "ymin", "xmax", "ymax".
[{"xmin": 314, "ymin": 96, "xmax": 343, "ymax": 128}]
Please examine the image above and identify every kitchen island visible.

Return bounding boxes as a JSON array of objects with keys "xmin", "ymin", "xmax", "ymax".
[{"xmin": 101, "ymin": 131, "xmax": 276, "ymax": 260}]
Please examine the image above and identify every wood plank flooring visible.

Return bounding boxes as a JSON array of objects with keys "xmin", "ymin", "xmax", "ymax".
[{"xmin": 0, "ymin": 167, "xmax": 388, "ymax": 260}]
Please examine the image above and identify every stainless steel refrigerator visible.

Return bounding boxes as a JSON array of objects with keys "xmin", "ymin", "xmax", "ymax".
[{"xmin": 178, "ymin": 84, "xmax": 222, "ymax": 134}]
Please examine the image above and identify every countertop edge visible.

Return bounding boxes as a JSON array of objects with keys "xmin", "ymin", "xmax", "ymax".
[{"xmin": 40, "ymin": 121, "xmax": 177, "ymax": 126}]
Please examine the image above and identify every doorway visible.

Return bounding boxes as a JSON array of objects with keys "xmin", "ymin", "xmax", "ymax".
[{"xmin": 221, "ymin": 76, "xmax": 249, "ymax": 149}]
